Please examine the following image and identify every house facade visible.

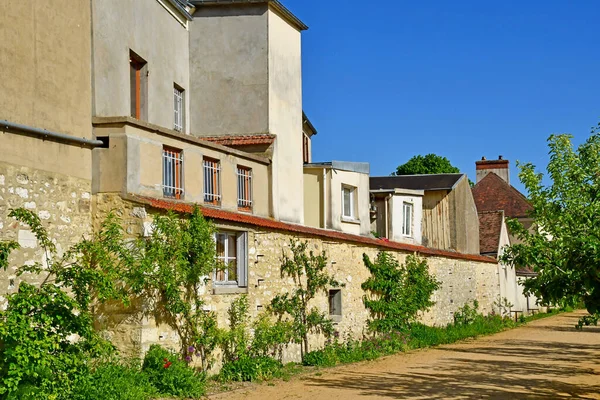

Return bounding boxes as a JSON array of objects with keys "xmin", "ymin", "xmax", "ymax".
[{"xmin": 0, "ymin": 0, "xmax": 502, "ymax": 363}]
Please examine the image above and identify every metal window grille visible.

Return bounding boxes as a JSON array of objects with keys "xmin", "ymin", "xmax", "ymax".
[
  {"xmin": 237, "ymin": 167, "xmax": 252, "ymax": 210},
  {"xmin": 402, "ymin": 202, "xmax": 413, "ymax": 237},
  {"xmin": 203, "ymin": 158, "xmax": 221, "ymax": 205},
  {"xmin": 173, "ymin": 86, "xmax": 184, "ymax": 132},
  {"xmin": 163, "ymin": 148, "xmax": 184, "ymax": 199}
]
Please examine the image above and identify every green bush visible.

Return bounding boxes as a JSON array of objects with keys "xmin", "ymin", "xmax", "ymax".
[
  {"xmin": 72, "ymin": 361, "xmax": 156, "ymax": 400},
  {"xmin": 453, "ymin": 300, "xmax": 480, "ymax": 326},
  {"xmin": 142, "ymin": 345, "xmax": 205, "ymax": 398},
  {"xmin": 219, "ymin": 356, "xmax": 283, "ymax": 382}
]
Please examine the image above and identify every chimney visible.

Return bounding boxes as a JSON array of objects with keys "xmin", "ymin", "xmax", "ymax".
[{"xmin": 475, "ymin": 155, "xmax": 509, "ymax": 184}]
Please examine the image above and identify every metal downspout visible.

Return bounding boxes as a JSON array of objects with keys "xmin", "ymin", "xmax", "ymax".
[{"xmin": 1, "ymin": 119, "xmax": 104, "ymax": 147}]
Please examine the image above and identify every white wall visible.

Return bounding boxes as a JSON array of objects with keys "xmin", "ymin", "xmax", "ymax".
[
  {"xmin": 268, "ymin": 9, "xmax": 304, "ymax": 224},
  {"xmin": 390, "ymin": 194, "xmax": 423, "ymax": 245},
  {"xmin": 329, "ymin": 169, "xmax": 370, "ymax": 236},
  {"xmin": 92, "ymin": 0, "xmax": 190, "ymax": 132}
]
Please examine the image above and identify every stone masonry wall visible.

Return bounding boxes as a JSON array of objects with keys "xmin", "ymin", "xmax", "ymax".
[
  {"xmin": 93, "ymin": 194, "xmax": 500, "ymax": 366},
  {"xmin": 0, "ymin": 161, "xmax": 92, "ymax": 308}
]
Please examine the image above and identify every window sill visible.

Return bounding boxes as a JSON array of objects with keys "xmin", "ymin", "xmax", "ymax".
[
  {"xmin": 341, "ymin": 217, "xmax": 360, "ymax": 225},
  {"xmin": 329, "ymin": 315, "xmax": 343, "ymax": 323},
  {"xmin": 213, "ymin": 286, "xmax": 248, "ymax": 295}
]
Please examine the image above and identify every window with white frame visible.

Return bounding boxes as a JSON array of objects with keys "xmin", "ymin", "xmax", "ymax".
[
  {"xmin": 214, "ymin": 231, "xmax": 248, "ymax": 287},
  {"xmin": 203, "ymin": 158, "xmax": 221, "ymax": 205},
  {"xmin": 162, "ymin": 147, "xmax": 184, "ymax": 199},
  {"xmin": 237, "ymin": 166, "xmax": 252, "ymax": 211},
  {"xmin": 342, "ymin": 185, "xmax": 356, "ymax": 219},
  {"xmin": 173, "ymin": 85, "xmax": 184, "ymax": 132},
  {"xmin": 402, "ymin": 202, "xmax": 413, "ymax": 237}
]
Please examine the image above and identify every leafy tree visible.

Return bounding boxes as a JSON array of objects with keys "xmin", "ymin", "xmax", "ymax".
[
  {"xmin": 361, "ymin": 252, "xmax": 440, "ymax": 333},
  {"xmin": 501, "ymin": 131, "xmax": 600, "ymax": 327},
  {"xmin": 393, "ymin": 154, "xmax": 461, "ymax": 176},
  {"xmin": 269, "ymin": 240, "xmax": 343, "ymax": 359},
  {"xmin": 129, "ymin": 207, "xmax": 219, "ymax": 371},
  {"xmin": 0, "ymin": 209, "xmax": 132, "ymax": 398}
]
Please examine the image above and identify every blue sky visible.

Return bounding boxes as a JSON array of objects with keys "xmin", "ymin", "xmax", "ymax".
[{"xmin": 286, "ymin": 0, "xmax": 600, "ymax": 193}]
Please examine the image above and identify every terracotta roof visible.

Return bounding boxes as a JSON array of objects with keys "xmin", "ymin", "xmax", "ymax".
[
  {"xmin": 201, "ymin": 134, "xmax": 276, "ymax": 147},
  {"xmin": 370, "ymin": 174, "xmax": 465, "ymax": 192},
  {"xmin": 516, "ymin": 267, "xmax": 537, "ymax": 277},
  {"xmin": 472, "ymin": 173, "xmax": 532, "ymax": 218},
  {"xmin": 128, "ymin": 195, "xmax": 497, "ymax": 264},
  {"xmin": 478, "ymin": 211, "xmax": 504, "ymax": 256}
]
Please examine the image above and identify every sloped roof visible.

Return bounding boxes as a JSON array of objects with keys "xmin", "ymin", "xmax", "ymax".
[
  {"xmin": 472, "ymin": 173, "xmax": 532, "ymax": 218},
  {"xmin": 370, "ymin": 174, "xmax": 464, "ymax": 192},
  {"xmin": 478, "ymin": 211, "xmax": 504, "ymax": 256}
]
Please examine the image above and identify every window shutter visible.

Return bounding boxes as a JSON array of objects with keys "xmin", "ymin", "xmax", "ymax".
[{"xmin": 236, "ymin": 232, "xmax": 248, "ymax": 287}]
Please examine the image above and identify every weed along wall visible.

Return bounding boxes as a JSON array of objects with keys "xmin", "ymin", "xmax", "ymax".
[{"xmin": 93, "ymin": 194, "xmax": 500, "ymax": 366}]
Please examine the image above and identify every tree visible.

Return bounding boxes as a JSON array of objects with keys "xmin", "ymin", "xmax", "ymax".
[
  {"xmin": 501, "ymin": 130, "xmax": 600, "ymax": 327},
  {"xmin": 393, "ymin": 154, "xmax": 461, "ymax": 176},
  {"xmin": 269, "ymin": 240, "xmax": 343, "ymax": 359},
  {"xmin": 361, "ymin": 252, "xmax": 440, "ymax": 333}
]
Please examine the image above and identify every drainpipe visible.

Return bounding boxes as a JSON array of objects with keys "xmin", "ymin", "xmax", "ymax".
[
  {"xmin": 322, "ymin": 168, "xmax": 327, "ymax": 229},
  {"xmin": 1, "ymin": 119, "xmax": 104, "ymax": 148}
]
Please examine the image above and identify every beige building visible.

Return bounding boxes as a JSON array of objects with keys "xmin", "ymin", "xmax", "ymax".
[
  {"xmin": 0, "ymin": 0, "xmax": 502, "ymax": 364},
  {"xmin": 303, "ymin": 161, "xmax": 371, "ymax": 236},
  {"xmin": 370, "ymin": 174, "xmax": 481, "ymax": 254}
]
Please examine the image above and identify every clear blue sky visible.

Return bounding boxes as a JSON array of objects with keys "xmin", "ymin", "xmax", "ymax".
[{"xmin": 286, "ymin": 0, "xmax": 600, "ymax": 193}]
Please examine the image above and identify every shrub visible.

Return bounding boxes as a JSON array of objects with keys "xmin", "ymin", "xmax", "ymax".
[
  {"xmin": 362, "ymin": 252, "xmax": 440, "ymax": 333},
  {"xmin": 453, "ymin": 300, "xmax": 479, "ymax": 326},
  {"xmin": 220, "ymin": 295, "xmax": 251, "ymax": 363},
  {"xmin": 72, "ymin": 361, "xmax": 156, "ymax": 400},
  {"xmin": 302, "ymin": 346, "xmax": 339, "ymax": 367},
  {"xmin": 250, "ymin": 313, "xmax": 294, "ymax": 360},
  {"xmin": 219, "ymin": 356, "xmax": 283, "ymax": 382},
  {"xmin": 142, "ymin": 345, "xmax": 205, "ymax": 398}
]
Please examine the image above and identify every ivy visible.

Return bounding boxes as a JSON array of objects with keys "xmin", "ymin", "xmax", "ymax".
[{"xmin": 361, "ymin": 252, "xmax": 440, "ymax": 333}]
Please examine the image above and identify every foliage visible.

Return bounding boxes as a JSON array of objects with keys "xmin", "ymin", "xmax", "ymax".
[
  {"xmin": 270, "ymin": 240, "xmax": 343, "ymax": 358},
  {"xmin": 250, "ymin": 313, "xmax": 294, "ymax": 360},
  {"xmin": 361, "ymin": 252, "xmax": 440, "ymax": 333},
  {"xmin": 453, "ymin": 300, "xmax": 480, "ymax": 326},
  {"xmin": 393, "ymin": 154, "xmax": 461, "ymax": 176},
  {"xmin": 142, "ymin": 345, "xmax": 205, "ymax": 398},
  {"xmin": 493, "ymin": 296, "xmax": 514, "ymax": 316},
  {"xmin": 0, "ymin": 209, "xmax": 130, "ymax": 399},
  {"xmin": 219, "ymin": 356, "xmax": 283, "ymax": 382},
  {"xmin": 129, "ymin": 207, "xmax": 219, "ymax": 370},
  {"xmin": 0, "ymin": 241, "xmax": 18, "ymax": 272},
  {"xmin": 220, "ymin": 295, "xmax": 251, "ymax": 362},
  {"xmin": 501, "ymin": 131, "xmax": 600, "ymax": 326},
  {"xmin": 72, "ymin": 360, "xmax": 157, "ymax": 400}
]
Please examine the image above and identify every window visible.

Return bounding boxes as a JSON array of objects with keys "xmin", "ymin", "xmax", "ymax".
[
  {"xmin": 203, "ymin": 158, "xmax": 221, "ymax": 205},
  {"xmin": 162, "ymin": 147, "xmax": 184, "ymax": 199},
  {"xmin": 302, "ymin": 134, "xmax": 310, "ymax": 164},
  {"xmin": 173, "ymin": 85, "xmax": 184, "ymax": 132},
  {"xmin": 129, "ymin": 50, "xmax": 148, "ymax": 120},
  {"xmin": 402, "ymin": 202, "xmax": 413, "ymax": 237},
  {"xmin": 214, "ymin": 232, "xmax": 248, "ymax": 287},
  {"xmin": 342, "ymin": 186, "xmax": 356, "ymax": 219},
  {"xmin": 237, "ymin": 166, "xmax": 252, "ymax": 211},
  {"xmin": 329, "ymin": 289, "xmax": 342, "ymax": 316}
]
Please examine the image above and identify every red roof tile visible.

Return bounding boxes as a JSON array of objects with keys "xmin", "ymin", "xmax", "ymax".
[
  {"xmin": 472, "ymin": 173, "xmax": 533, "ymax": 218},
  {"xmin": 478, "ymin": 211, "xmax": 504, "ymax": 256},
  {"xmin": 130, "ymin": 195, "xmax": 497, "ymax": 265},
  {"xmin": 202, "ymin": 134, "xmax": 276, "ymax": 147}
]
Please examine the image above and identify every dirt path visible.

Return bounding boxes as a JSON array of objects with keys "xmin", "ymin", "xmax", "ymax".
[{"xmin": 210, "ymin": 311, "xmax": 600, "ymax": 399}]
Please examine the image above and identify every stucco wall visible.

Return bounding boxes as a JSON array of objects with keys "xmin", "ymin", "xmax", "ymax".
[
  {"xmin": 0, "ymin": 0, "xmax": 92, "ymax": 139},
  {"xmin": 390, "ymin": 194, "xmax": 423, "ymax": 245},
  {"xmin": 0, "ymin": 162, "xmax": 93, "ymax": 307},
  {"xmin": 92, "ymin": 0, "xmax": 190, "ymax": 132},
  {"xmin": 329, "ymin": 169, "xmax": 371, "ymax": 236},
  {"xmin": 93, "ymin": 121, "xmax": 271, "ymax": 217},
  {"xmin": 189, "ymin": 4, "xmax": 269, "ymax": 136},
  {"xmin": 449, "ymin": 178, "xmax": 480, "ymax": 255},
  {"xmin": 94, "ymin": 195, "xmax": 499, "ymax": 365},
  {"xmin": 303, "ymin": 169, "xmax": 323, "ymax": 229}
]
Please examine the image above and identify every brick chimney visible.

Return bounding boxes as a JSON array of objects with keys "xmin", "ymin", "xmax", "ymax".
[{"xmin": 476, "ymin": 156, "xmax": 509, "ymax": 184}]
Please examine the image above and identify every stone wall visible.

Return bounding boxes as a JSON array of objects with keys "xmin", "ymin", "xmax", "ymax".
[
  {"xmin": 0, "ymin": 161, "xmax": 92, "ymax": 307},
  {"xmin": 93, "ymin": 194, "xmax": 500, "ymax": 365}
]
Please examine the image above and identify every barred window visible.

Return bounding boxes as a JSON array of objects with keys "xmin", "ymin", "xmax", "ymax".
[
  {"xmin": 203, "ymin": 158, "xmax": 221, "ymax": 205},
  {"xmin": 173, "ymin": 85, "xmax": 184, "ymax": 132},
  {"xmin": 162, "ymin": 147, "xmax": 184, "ymax": 199},
  {"xmin": 237, "ymin": 166, "xmax": 252, "ymax": 211}
]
